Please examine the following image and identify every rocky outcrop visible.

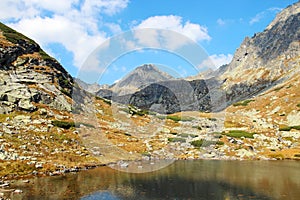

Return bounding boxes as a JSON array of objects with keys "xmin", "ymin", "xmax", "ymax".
[
  {"xmin": 220, "ymin": 2, "xmax": 300, "ymax": 103},
  {"xmin": 113, "ymin": 78, "xmax": 225, "ymax": 114},
  {"xmin": 0, "ymin": 22, "xmax": 74, "ymax": 113}
]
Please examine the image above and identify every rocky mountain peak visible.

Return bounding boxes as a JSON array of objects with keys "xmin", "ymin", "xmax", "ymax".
[
  {"xmin": 266, "ymin": 1, "xmax": 300, "ymax": 31},
  {"xmin": 109, "ymin": 63, "xmax": 174, "ymax": 96},
  {"xmin": 220, "ymin": 1, "xmax": 300, "ymax": 102}
]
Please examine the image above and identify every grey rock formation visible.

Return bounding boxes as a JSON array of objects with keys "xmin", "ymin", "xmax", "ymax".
[
  {"xmin": 0, "ymin": 22, "xmax": 74, "ymax": 113},
  {"xmin": 109, "ymin": 64, "xmax": 174, "ymax": 96},
  {"xmin": 220, "ymin": 1, "xmax": 300, "ymax": 102},
  {"xmin": 113, "ymin": 78, "xmax": 225, "ymax": 114}
]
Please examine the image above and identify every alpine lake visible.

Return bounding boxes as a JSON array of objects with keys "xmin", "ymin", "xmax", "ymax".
[{"xmin": 6, "ymin": 160, "xmax": 300, "ymax": 200}]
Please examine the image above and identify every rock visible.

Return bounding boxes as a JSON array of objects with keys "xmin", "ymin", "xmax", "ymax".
[
  {"xmin": 13, "ymin": 115, "xmax": 31, "ymax": 125},
  {"xmin": 13, "ymin": 189, "xmax": 23, "ymax": 193},
  {"xmin": 35, "ymin": 163, "xmax": 43, "ymax": 169},
  {"xmin": 0, "ymin": 183, "xmax": 9, "ymax": 188},
  {"xmin": 39, "ymin": 108, "xmax": 47, "ymax": 115},
  {"xmin": 18, "ymin": 98, "xmax": 36, "ymax": 111},
  {"xmin": 236, "ymin": 149, "xmax": 255, "ymax": 158},
  {"xmin": 287, "ymin": 110, "xmax": 300, "ymax": 126}
]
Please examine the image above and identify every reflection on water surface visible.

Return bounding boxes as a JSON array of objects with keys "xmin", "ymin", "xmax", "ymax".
[{"xmin": 9, "ymin": 160, "xmax": 300, "ymax": 200}]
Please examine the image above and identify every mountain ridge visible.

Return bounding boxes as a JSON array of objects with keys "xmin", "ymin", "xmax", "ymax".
[
  {"xmin": 96, "ymin": 63, "xmax": 174, "ymax": 98},
  {"xmin": 118, "ymin": 1, "xmax": 299, "ymax": 113}
]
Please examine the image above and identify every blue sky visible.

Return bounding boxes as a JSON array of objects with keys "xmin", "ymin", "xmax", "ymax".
[{"xmin": 0, "ymin": 0, "xmax": 297, "ymax": 84}]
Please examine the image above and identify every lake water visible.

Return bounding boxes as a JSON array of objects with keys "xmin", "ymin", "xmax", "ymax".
[{"xmin": 8, "ymin": 160, "xmax": 300, "ymax": 200}]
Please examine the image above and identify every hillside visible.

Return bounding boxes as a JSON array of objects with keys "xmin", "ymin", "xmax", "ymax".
[{"xmin": 0, "ymin": 22, "xmax": 100, "ymax": 179}]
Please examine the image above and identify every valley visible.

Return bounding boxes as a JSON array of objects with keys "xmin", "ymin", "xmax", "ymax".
[{"xmin": 0, "ymin": 1, "xmax": 299, "ymax": 199}]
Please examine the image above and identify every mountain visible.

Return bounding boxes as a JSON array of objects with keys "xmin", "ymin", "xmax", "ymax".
[
  {"xmin": 124, "ymin": 2, "xmax": 300, "ymax": 113},
  {"xmin": 0, "ymin": 22, "xmax": 75, "ymax": 113},
  {"xmin": 97, "ymin": 64, "xmax": 174, "ymax": 97},
  {"xmin": 0, "ymin": 22, "xmax": 101, "ymax": 178},
  {"xmin": 75, "ymin": 78, "xmax": 108, "ymax": 94},
  {"xmin": 220, "ymin": 2, "xmax": 300, "ymax": 102}
]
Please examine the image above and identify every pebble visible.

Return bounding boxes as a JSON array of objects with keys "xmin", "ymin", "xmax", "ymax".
[{"xmin": 13, "ymin": 189, "xmax": 23, "ymax": 193}]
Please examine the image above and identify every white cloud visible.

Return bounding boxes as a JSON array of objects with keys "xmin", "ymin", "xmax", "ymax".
[
  {"xmin": 131, "ymin": 15, "xmax": 211, "ymax": 51},
  {"xmin": 136, "ymin": 15, "xmax": 211, "ymax": 42},
  {"xmin": 1, "ymin": 0, "xmax": 129, "ymax": 68},
  {"xmin": 250, "ymin": 7, "xmax": 282, "ymax": 25},
  {"xmin": 82, "ymin": 0, "xmax": 129, "ymax": 16},
  {"xmin": 198, "ymin": 54, "xmax": 233, "ymax": 70}
]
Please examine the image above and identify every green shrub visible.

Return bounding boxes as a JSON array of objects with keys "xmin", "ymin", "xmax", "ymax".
[
  {"xmin": 52, "ymin": 120, "xmax": 95, "ymax": 129},
  {"xmin": 52, "ymin": 120, "xmax": 75, "ymax": 129},
  {"xmin": 279, "ymin": 126, "xmax": 292, "ymax": 131},
  {"xmin": 279, "ymin": 125, "xmax": 300, "ymax": 131},
  {"xmin": 292, "ymin": 126, "xmax": 300, "ymax": 130},
  {"xmin": 178, "ymin": 133, "xmax": 197, "ymax": 138},
  {"xmin": 297, "ymin": 103, "xmax": 300, "ymax": 108},
  {"xmin": 192, "ymin": 125, "xmax": 202, "ymax": 130},
  {"xmin": 166, "ymin": 115, "xmax": 181, "ymax": 122},
  {"xmin": 168, "ymin": 137, "xmax": 186, "ymax": 143},
  {"xmin": 223, "ymin": 130, "xmax": 255, "ymax": 138},
  {"xmin": 190, "ymin": 139, "xmax": 217, "ymax": 147},
  {"xmin": 166, "ymin": 115, "xmax": 194, "ymax": 122},
  {"xmin": 190, "ymin": 140, "xmax": 203, "ymax": 147},
  {"xmin": 233, "ymin": 99, "xmax": 254, "ymax": 107}
]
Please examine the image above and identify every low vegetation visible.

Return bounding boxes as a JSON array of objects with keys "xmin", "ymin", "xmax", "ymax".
[
  {"xmin": 52, "ymin": 120, "xmax": 95, "ymax": 129},
  {"xmin": 168, "ymin": 137, "xmax": 186, "ymax": 143},
  {"xmin": 95, "ymin": 96, "xmax": 112, "ymax": 105},
  {"xmin": 190, "ymin": 139, "xmax": 224, "ymax": 148},
  {"xmin": 192, "ymin": 125, "xmax": 202, "ymax": 130},
  {"xmin": 0, "ymin": 22, "xmax": 53, "ymax": 61},
  {"xmin": 178, "ymin": 133, "xmax": 198, "ymax": 138},
  {"xmin": 279, "ymin": 125, "xmax": 300, "ymax": 131},
  {"xmin": 233, "ymin": 99, "xmax": 254, "ymax": 107},
  {"xmin": 166, "ymin": 115, "xmax": 194, "ymax": 122},
  {"xmin": 223, "ymin": 130, "xmax": 255, "ymax": 138}
]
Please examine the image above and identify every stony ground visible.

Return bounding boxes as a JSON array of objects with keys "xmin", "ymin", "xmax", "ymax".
[{"xmin": 1, "ymin": 78, "xmax": 300, "ymax": 198}]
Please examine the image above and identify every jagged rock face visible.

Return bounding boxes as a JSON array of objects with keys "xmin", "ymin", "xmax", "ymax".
[
  {"xmin": 114, "ymin": 78, "xmax": 224, "ymax": 114},
  {"xmin": 221, "ymin": 2, "xmax": 300, "ymax": 102},
  {"xmin": 0, "ymin": 22, "xmax": 74, "ymax": 113},
  {"xmin": 109, "ymin": 64, "xmax": 174, "ymax": 96}
]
